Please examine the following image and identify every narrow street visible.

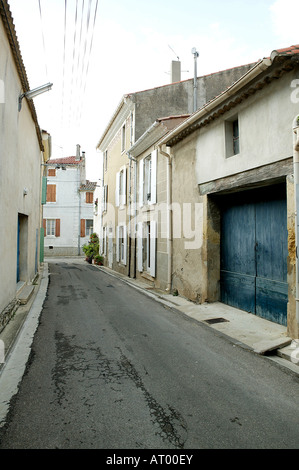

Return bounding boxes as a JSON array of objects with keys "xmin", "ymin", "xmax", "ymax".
[{"xmin": 0, "ymin": 258, "xmax": 299, "ymax": 449}]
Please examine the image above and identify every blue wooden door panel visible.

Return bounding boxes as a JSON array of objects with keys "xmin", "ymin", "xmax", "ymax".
[
  {"xmin": 220, "ymin": 186, "xmax": 288, "ymax": 326},
  {"xmin": 221, "ymin": 203, "xmax": 256, "ymax": 275},
  {"xmin": 255, "ymin": 199, "xmax": 288, "ymax": 282},
  {"xmin": 256, "ymin": 277, "xmax": 288, "ymax": 326},
  {"xmin": 221, "ymin": 271, "xmax": 256, "ymax": 313}
]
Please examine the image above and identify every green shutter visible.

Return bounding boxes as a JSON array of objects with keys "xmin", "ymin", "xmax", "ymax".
[{"xmin": 41, "ymin": 177, "xmax": 47, "ymax": 205}]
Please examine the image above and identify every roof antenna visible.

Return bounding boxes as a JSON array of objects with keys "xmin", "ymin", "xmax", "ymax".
[{"xmin": 168, "ymin": 45, "xmax": 180, "ymax": 61}]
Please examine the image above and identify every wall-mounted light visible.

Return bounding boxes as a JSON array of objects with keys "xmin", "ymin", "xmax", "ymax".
[{"xmin": 19, "ymin": 82, "xmax": 53, "ymax": 111}]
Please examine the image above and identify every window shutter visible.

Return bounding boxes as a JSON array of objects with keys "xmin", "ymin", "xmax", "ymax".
[
  {"xmin": 137, "ymin": 222, "xmax": 143, "ymax": 272},
  {"xmin": 55, "ymin": 219, "xmax": 60, "ymax": 237},
  {"xmin": 47, "ymin": 184, "xmax": 56, "ymax": 202},
  {"xmin": 150, "ymin": 221, "xmax": 156, "ymax": 277},
  {"xmin": 115, "ymin": 172, "xmax": 120, "ymax": 207},
  {"xmin": 41, "ymin": 177, "xmax": 47, "ymax": 204},
  {"xmin": 43, "ymin": 219, "xmax": 46, "ymax": 232},
  {"xmin": 116, "ymin": 226, "xmax": 120, "ymax": 262},
  {"xmin": 122, "ymin": 167, "xmax": 127, "ymax": 205},
  {"xmin": 48, "ymin": 169, "xmax": 56, "ymax": 177},
  {"xmin": 150, "ymin": 150, "xmax": 157, "ymax": 205},
  {"xmin": 80, "ymin": 219, "xmax": 85, "ymax": 237},
  {"xmin": 86, "ymin": 192, "xmax": 93, "ymax": 203},
  {"xmin": 139, "ymin": 159, "xmax": 144, "ymax": 207},
  {"xmin": 104, "ymin": 185, "xmax": 108, "ymax": 212}
]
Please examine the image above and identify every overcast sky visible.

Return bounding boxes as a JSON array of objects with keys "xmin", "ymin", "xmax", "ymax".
[{"xmin": 7, "ymin": 0, "xmax": 299, "ymax": 180}]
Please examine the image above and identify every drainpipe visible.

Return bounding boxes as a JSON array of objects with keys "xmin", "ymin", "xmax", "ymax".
[
  {"xmin": 158, "ymin": 144, "xmax": 172, "ymax": 292},
  {"xmin": 293, "ymin": 114, "xmax": 299, "ymax": 337},
  {"xmin": 127, "ymin": 152, "xmax": 137, "ymax": 278}
]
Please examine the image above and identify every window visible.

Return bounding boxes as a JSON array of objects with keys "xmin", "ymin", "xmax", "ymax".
[
  {"xmin": 139, "ymin": 150, "xmax": 157, "ymax": 207},
  {"xmin": 46, "ymin": 219, "xmax": 55, "ymax": 236},
  {"xmin": 48, "ymin": 168, "xmax": 56, "ymax": 177},
  {"xmin": 232, "ymin": 119, "xmax": 239, "ymax": 155},
  {"xmin": 102, "ymin": 226, "xmax": 107, "ymax": 256},
  {"xmin": 44, "ymin": 219, "xmax": 60, "ymax": 237},
  {"xmin": 115, "ymin": 166, "xmax": 126, "ymax": 207},
  {"xmin": 137, "ymin": 220, "xmax": 156, "ymax": 277},
  {"xmin": 116, "ymin": 225, "xmax": 127, "ymax": 265},
  {"xmin": 80, "ymin": 219, "xmax": 93, "ymax": 237},
  {"xmin": 121, "ymin": 123, "xmax": 126, "ymax": 153},
  {"xmin": 86, "ymin": 219, "xmax": 93, "ymax": 236},
  {"xmin": 144, "ymin": 156, "xmax": 152, "ymax": 202},
  {"xmin": 46, "ymin": 184, "xmax": 56, "ymax": 202},
  {"xmin": 103, "ymin": 185, "xmax": 108, "ymax": 212},
  {"xmin": 86, "ymin": 192, "xmax": 93, "ymax": 203},
  {"xmin": 225, "ymin": 116, "xmax": 240, "ymax": 158}
]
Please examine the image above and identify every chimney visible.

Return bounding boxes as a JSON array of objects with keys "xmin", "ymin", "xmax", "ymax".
[
  {"xmin": 170, "ymin": 60, "xmax": 181, "ymax": 83},
  {"xmin": 76, "ymin": 144, "xmax": 81, "ymax": 161}
]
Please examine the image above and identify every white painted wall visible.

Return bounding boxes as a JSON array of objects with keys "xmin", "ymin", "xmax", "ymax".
[
  {"xmin": 196, "ymin": 72, "xmax": 298, "ymax": 185},
  {"xmin": 43, "ymin": 165, "xmax": 95, "ymax": 256}
]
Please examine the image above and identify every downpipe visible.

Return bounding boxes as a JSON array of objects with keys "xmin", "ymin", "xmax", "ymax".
[{"xmin": 158, "ymin": 144, "xmax": 172, "ymax": 292}]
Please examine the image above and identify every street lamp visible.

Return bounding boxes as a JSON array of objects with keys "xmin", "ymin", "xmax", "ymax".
[{"xmin": 19, "ymin": 82, "xmax": 53, "ymax": 111}]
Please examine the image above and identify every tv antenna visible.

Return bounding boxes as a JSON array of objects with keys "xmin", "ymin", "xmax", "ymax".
[{"xmin": 168, "ymin": 45, "xmax": 180, "ymax": 61}]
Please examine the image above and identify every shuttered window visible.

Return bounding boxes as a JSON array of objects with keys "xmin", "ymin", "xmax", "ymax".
[
  {"xmin": 139, "ymin": 150, "xmax": 157, "ymax": 207},
  {"xmin": 48, "ymin": 169, "xmax": 56, "ymax": 177},
  {"xmin": 86, "ymin": 192, "xmax": 93, "ymax": 203},
  {"xmin": 44, "ymin": 219, "xmax": 60, "ymax": 237},
  {"xmin": 46, "ymin": 184, "xmax": 56, "ymax": 202}
]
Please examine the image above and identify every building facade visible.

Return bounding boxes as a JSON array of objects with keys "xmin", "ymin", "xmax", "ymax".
[
  {"xmin": 0, "ymin": 0, "xmax": 47, "ymax": 328},
  {"xmin": 159, "ymin": 45, "xmax": 299, "ymax": 338},
  {"xmin": 43, "ymin": 148, "xmax": 96, "ymax": 257},
  {"xmin": 96, "ymin": 61, "xmax": 256, "ymax": 278}
]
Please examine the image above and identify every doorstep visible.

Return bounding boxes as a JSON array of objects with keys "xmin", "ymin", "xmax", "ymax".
[{"xmin": 16, "ymin": 285, "xmax": 35, "ymax": 305}]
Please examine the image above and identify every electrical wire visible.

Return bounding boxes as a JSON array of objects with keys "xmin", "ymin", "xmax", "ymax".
[
  {"xmin": 61, "ymin": 0, "xmax": 67, "ymax": 131},
  {"xmin": 38, "ymin": 0, "xmax": 48, "ymax": 80},
  {"xmin": 76, "ymin": 0, "xmax": 98, "ymax": 127}
]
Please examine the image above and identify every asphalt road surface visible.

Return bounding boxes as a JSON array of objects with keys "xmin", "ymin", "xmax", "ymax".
[{"xmin": 0, "ymin": 258, "xmax": 299, "ymax": 449}]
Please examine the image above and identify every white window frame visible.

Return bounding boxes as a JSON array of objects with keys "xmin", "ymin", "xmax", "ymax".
[
  {"xmin": 121, "ymin": 122, "xmax": 126, "ymax": 153},
  {"xmin": 86, "ymin": 219, "xmax": 93, "ymax": 237},
  {"xmin": 46, "ymin": 219, "xmax": 56, "ymax": 237},
  {"xmin": 116, "ymin": 224, "xmax": 127, "ymax": 265},
  {"xmin": 115, "ymin": 166, "xmax": 126, "ymax": 207},
  {"xmin": 137, "ymin": 220, "xmax": 156, "ymax": 277},
  {"xmin": 139, "ymin": 150, "xmax": 157, "ymax": 207},
  {"xmin": 103, "ymin": 184, "xmax": 108, "ymax": 212}
]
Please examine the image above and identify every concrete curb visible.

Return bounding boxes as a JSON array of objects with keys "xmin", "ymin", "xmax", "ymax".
[{"xmin": 0, "ymin": 263, "xmax": 49, "ymax": 427}]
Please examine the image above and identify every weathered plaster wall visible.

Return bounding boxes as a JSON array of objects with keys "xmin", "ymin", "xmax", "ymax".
[
  {"xmin": 0, "ymin": 19, "xmax": 42, "ymax": 313},
  {"xmin": 171, "ymin": 132, "xmax": 207, "ymax": 302}
]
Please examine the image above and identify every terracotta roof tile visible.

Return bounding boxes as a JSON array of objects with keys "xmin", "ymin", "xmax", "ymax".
[
  {"xmin": 80, "ymin": 180, "xmax": 97, "ymax": 191},
  {"xmin": 47, "ymin": 156, "xmax": 83, "ymax": 165}
]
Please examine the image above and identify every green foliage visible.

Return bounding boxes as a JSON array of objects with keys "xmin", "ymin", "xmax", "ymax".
[{"xmin": 82, "ymin": 233, "xmax": 100, "ymax": 260}]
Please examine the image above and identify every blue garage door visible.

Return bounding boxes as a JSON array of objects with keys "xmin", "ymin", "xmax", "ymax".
[{"xmin": 220, "ymin": 185, "xmax": 288, "ymax": 326}]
